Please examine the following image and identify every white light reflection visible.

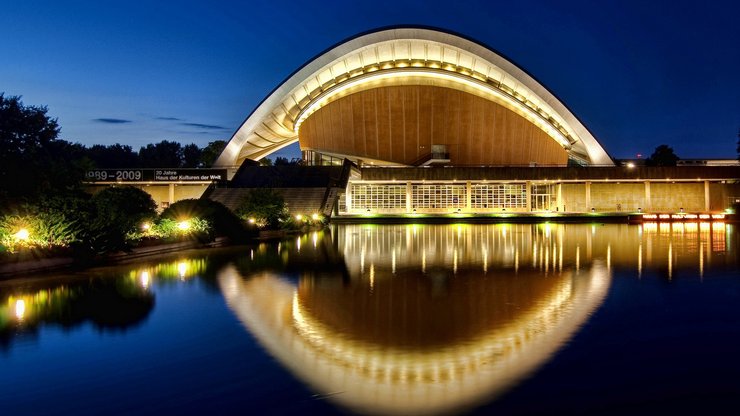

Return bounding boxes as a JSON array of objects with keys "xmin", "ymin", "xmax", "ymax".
[
  {"xmin": 178, "ymin": 262, "xmax": 188, "ymax": 278},
  {"xmin": 141, "ymin": 271, "xmax": 150, "ymax": 289},
  {"xmin": 15, "ymin": 299, "xmax": 25, "ymax": 320}
]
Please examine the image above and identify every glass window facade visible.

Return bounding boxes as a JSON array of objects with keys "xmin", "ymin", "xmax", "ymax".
[
  {"xmin": 411, "ymin": 184, "xmax": 466, "ymax": 209},
  {"xmin": 471, "ymin": 184, "xmax": 526, "ymax": 209},
  {"xmin": 350, "ymin": 184, "xmax": 406, "ymax": 211}
]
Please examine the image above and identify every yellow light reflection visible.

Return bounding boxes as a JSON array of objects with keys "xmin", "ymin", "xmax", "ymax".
[{"xmin": 178, "ymin": 262, "xmax": 188, "ymax": 278}]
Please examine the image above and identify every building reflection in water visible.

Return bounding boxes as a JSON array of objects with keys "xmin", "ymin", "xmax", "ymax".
[{"xmin": 227, "ymin": 222, "xmax": 740, "ymax": 413}]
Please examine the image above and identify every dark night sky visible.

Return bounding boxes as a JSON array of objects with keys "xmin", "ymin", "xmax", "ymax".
[{"xmin": 2, "ymin": 0, "xmax": 738, "ymax": 159}]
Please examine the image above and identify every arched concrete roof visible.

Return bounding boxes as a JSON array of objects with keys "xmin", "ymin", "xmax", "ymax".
[{"xmin": 216, "ymin": 27, "xmax": 614, "ymax": 167}]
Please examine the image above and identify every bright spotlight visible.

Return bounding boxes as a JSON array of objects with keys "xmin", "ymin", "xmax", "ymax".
[
  {"xmin": 177, "ymin": 220, "xmax": 191, "ymax": 231},
  {"xmin": 14, "ymin": 229, "xmax": 30, "ymax": 241},
  {"xmin": 295, "ymin": 214, "xmax": 303, "ymax": 221},
  {"xmin": 311, "ymin": 213, "xmax": 320, "ymax": 221}
]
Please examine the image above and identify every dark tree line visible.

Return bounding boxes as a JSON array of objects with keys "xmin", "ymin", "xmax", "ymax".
[
  {"xmin": 88, "ymin": 140, "xmax": 226, "ymax": 168},
  {"xmin": 1, "ymin": 93, "xmax": 226, "ymax": 204}
]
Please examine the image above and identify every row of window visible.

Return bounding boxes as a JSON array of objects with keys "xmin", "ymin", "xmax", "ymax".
[{"xmin": 343, "ymin": 183, "xmax": 536, "ymax": 212}]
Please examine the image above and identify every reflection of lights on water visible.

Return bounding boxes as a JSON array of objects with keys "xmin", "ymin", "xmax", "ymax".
[
  {"xmin": 638, "ymin": 244, "xmax": 643, "ymax": 277},
  {"xmin": 369, "ymin": 264, "xmax": 375, "ymax": 291},
  {"xmin": 141, "ymin": 271, "xmax": 150, "ymax": 288},
  {"xmin": 296, "ymin": 237, "xmax": 301, "ymax": 252},
  {"xmin": 15, "ymin": 299, "xmax": 26, "ymax": 320},
  {"xmin": 392, "ymin": 251, "xmax": 396, "ymax": 274},
  {"xmin": 482, "ymin": 247, "xmax": 488, "ymax": 273},
  {"xmin": 312, "ymin": 232, "xmax": 318, "ymax": 248},
  {"xmin": 250, "ymin": 249, "xmax": 254, "ymax": 260},
  {"xmin": 699, "ymin": 241, "xmax": 704, "ymax": 278},
  {"xmin": 607, "ymin": 245, "xmax": 611, "ymax": 270},
  {"xmin": 178, "ymin": 262, "xmax": 188, "ymax": 278},
  {"xmin": 576, "ymin": 246, "xmax": 580, "ymax": 272},
  {"xmin": 453, "ymin": 250, "xmax": 458, "ymax": 274},
  {"xmin": 668, "ymin": 243, "xmax": 673, "ymax": 279}
]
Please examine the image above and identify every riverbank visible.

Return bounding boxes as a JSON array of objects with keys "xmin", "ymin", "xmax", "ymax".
[
  {"xmin": 0, "ymin": 238, "xmax": 229, "ymax": 278},
  {"xmin": 331, "ymin": 212, "xmax": 736, "ymax": 224}
]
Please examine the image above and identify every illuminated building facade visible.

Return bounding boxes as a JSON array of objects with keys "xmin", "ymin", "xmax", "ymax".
[{"xmin": 215, "ymin": 27, "xmax": 740, "ymax": 216}]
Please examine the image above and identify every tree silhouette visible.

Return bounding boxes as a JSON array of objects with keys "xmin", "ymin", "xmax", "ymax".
[
  {"xmin": 0, "ymin": 94, "xmax": 89, "ymax": 204},
  {"xmin": 646, "ymin": 145, "xmax": 679, "ymax": 166},
  {"xmin": 138, "ymin": 140, "xmax": 183, "ymax": 167},
  {"xmin": 199, "ymin": 140, "xmax": 226, "ymax": 167},
  {"xmin": 182, "ymin": 143, "xmax": 202, "ymax": 168},
  {"xmin": 87, "ymin": 144, "xmax": 140, "ymax": 168}
]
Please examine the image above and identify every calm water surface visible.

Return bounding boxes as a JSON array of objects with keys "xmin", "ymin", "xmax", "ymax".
[{"xmin": 1, "ymin": 223, "xmax": 739, "ymax": 415}]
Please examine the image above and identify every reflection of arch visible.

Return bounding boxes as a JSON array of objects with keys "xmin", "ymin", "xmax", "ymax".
[
  {"xmin": 219, "ymin": 263, "xmax": 611, "ymax": 414},
  {"xmin": 216, "ymin": 27, "xmax": 613, "ymax": 167}
]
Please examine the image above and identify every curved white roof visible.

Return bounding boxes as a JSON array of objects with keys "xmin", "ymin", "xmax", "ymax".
[{"xmin": 216, "ymin": 27, "xmax": 614, "ymax": 167}]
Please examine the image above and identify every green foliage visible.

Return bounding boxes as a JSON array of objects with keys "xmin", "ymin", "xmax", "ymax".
[
  {"xmin": 161, "ymin": 198, "xmax": 250, "ymax": 242},
  {"xmin": 0, "ymin": 195, "xmax": 91, "ymax": 253},
  {"xmin": 149, "ymin": 217, "xmax": 211, "ymax": 240},
  {"xmin": 236, "ymin": 189, "xmax": 290, "ymax": 230},
  {"xmin": 89, "ymin": 187, "xmax": 157, "ymax": 252}
]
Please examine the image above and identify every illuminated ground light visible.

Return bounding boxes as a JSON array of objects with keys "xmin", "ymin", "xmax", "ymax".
[
  {"xmin": 141, "ymin": 222, "xmax": 151, "ymax": 231},
  {"xmin": 311, "ymin": 213, "xmax": 320, "ymax": 221},
  {"xmin": 248, "ymin": 218, "xmax": 256, "ymax": 224},
  {"xmin": 14, "ymin": 228, "xmax": 30, "ymax": 241},
  {"xmin": 295, "ymin": 214, "xmax": 303, "ymax": 221},
  {"xmin": 177, "ymin": 220, "xmax": 191, "ymax": 231}
]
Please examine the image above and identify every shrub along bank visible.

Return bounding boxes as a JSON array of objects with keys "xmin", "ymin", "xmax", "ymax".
[{"xmin": 0, "ymin": 187, "xmax": 251, "ymax": 263}]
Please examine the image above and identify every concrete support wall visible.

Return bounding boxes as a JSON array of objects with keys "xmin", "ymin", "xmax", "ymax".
[
  {"xmin": 650, "ymin": 182, "xmax": 704, "ymax": 212},
  {"xmin": 590, "ymin": 183, "xmax": 646, "ymax": 212},
  {"xmin": 561, "ymin": 183, "xmax": 587, "ymax": 212}
]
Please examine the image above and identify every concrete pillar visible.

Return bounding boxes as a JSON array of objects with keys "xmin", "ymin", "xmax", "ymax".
[
  {"xmin": 168, "ymin": 183, "xmax": 175, "ymax": 205},
  {"xmin": 466, "ymin": 181, "xmax": 472, "ymax": 212},
  {"xmin": 644, "ymin": 181, "xmax": 651, "ymax": 212},
  {"xmin": 557, "ymin": 183, "xmax": 563, "ymax": 212},
  {"xmin": 525, "ymin": 181, "xmax": 532, "ymax": 212},
  {"xmin": 406, "ymin": 182, "xmax": 413, "ymax": 213},
  {"xmin": 585, "ymin": 181, "xmax": 591, "ymax": 211},
  {"xmin": 345, "ymin": 183, "xmax": 352, "ymax": 212},
  {"xmin": 704, "ymin": 181, "xmax": 710, "ymax": 212}
]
